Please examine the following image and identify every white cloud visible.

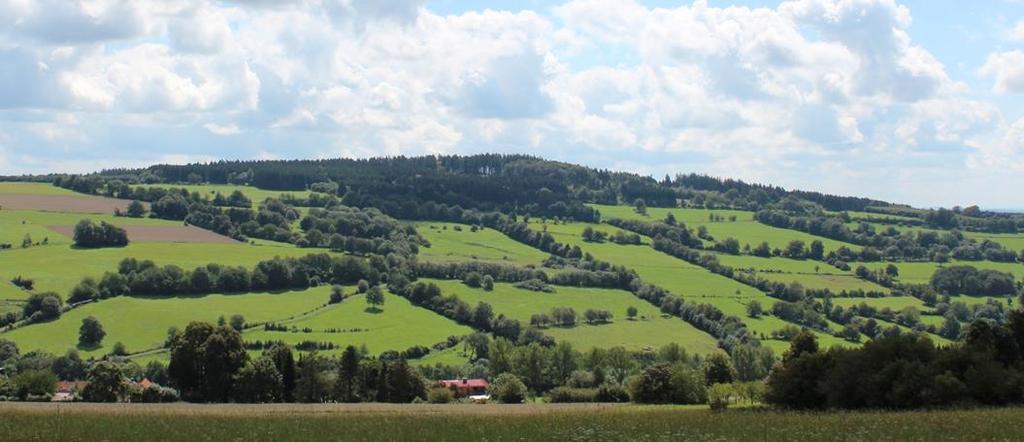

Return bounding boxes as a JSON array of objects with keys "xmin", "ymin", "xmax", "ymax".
[
  {"xmin": 1012, "ymin": 20, "xmax": 1024, "ymax": 42},
  {"xmin": 979, "ymin": 51, "xmax": 1024, "ymax": 94},
  {"xmin": 204, "ymin": 123, "xmax": 241, "ymax": 136},
  {"xmin": 0, "ymin": 0, "xmax": 1019, "ymax": 207}
]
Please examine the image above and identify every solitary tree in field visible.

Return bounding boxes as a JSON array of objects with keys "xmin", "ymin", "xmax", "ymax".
[
  {"xmin": 634, "ymin": 198, "xmax": 647, "ymax": 215},
  {"xmin": 329, "ymin": 285, "xmax": 344, "ymax": 304},
  {"xmin": 366, "ymin": 286, "xmax": 384, "ymax": 310},
  {"xmin": 627, "ymin": 306, "xmax": 638, "ymax": 320},
  {"xmin": 746, "ymin": 301, "xmax": 763, "ymax": 318},
  {"xmin": 78, "ymin": 316, "xmax": 106, "ymax": 348},
  {"xmin": 482, "ymin": 275, "xmax": 495, "ymax": 291},
  {"xmin": 229, "ymin": 314, "xmax": 246, "ymax": 332},
  {"xmin": 126, "ymin": 200, "xmax": 147, "ymax": 218}
]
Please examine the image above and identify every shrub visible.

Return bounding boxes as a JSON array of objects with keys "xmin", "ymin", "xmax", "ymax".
[
  {"xmin": 596, "ymin": 382, "xmax": 630, "ymax": 402},
  {"xmin": 490, "ymin": 373, "xmax": 527, "ymax": 404},
  {"xmin": 708, "ymin": 383, "xmax": 734, "ymax": 411},
  {"xmin": 427, "ymin": 387, "xmax": 454, "ymax": 404},
  {"xmin": 546, "ymin": 387, "xmax": 597, "ymax": 403}
]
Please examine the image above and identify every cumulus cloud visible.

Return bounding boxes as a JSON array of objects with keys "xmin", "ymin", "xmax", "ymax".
[
  {"xmin": 979, "ymin": 51, "xmax": 1024, "ymax": 94},
  {"xmin": 0, "ymin": 0, "xmax": 1018, "ymax": 207}
]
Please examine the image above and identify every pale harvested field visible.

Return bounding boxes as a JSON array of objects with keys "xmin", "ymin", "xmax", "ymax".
[
  {"xmin": 0, "ymin": 194, "xmax": 139, "ymax": 214},
  {"xmin": 47, "ymin": 225, "xmax": 238, "ymax": 244}
]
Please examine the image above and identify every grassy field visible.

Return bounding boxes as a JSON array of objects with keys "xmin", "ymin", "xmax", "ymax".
[
  {"xmin": 131, "ymin": 184, "xmax": 313, "ymax": 205},
  {"xmin": 860, "ymin": 260, "xmax": 1024, "ymax": 285},
  {"xmin": 0, "ymin": 182, "xmax": 78, "ymax": 195},
  {"xmin": 0, "ymin": 242, "xmax": 313, "ymax": 301},
  {"xmin": 427, "ymin": 279, "xmax": 719, "ymax": 355},
  {"xmin": 413, "ymin": 222, "xmax": 550, "ymax": 266},
  {"xmin": 831, "ymin": 296, "xmax": 931, "ymax": 311},
  {"xmin": 3, "ymin": 403, "xmax": 1024, "ymax": 441},
  {"xmin": 589, "ymin": 204, "xmax": 862, "ymax": 253},
  {"xmin": 531, "ymin": 221, "xmax": 851, "ymax": 353},
  {"xmin": 713, "ymin": 253, "xmax": 889, "ymax": 293},
  {"xmin": 2, "ymin": 289, "xmax": 330, "ymax": 357},
  {"xmin": 0, "ymin": 208, "xmax": 194, "ymax": 246},
  {"xmin": 243, "ymin": 291, "xmax": 473, "ymax": 357}
]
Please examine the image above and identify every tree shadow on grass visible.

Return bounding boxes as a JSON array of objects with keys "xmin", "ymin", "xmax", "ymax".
[{"xmin": 364, "ymin": 306, "xmax": 383, "ymax": 314}]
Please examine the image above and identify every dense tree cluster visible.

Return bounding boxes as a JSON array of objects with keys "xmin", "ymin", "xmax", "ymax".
[
  {"xmin": 72, "ymin": 219, "xmax": 129, "ymax": 248},
  {"xmin": 930, "ymin": 266, "xmax": 1016, "ymax": 296},
  {"xmin": 767, "ymin": 317, "xmax": 1024, "ymax": 409},
  {"xmin": 67, "ymin": 254, "xmax": 380, "ymax": 303}
]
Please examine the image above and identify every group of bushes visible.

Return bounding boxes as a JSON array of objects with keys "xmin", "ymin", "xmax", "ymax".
[{"xmin": 72, "ymin": 219, "xmax": 128, "ymax": 248}]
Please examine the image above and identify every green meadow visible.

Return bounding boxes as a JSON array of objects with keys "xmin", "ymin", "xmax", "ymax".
[
  {"xmin": 588, "ymin": 203, "xmax": 862, "ymax": 253},
  {"xmin": 413, "ymin": 222, "xmax": 550, "ymax": 266},
  {"xmin": 0, "ymin": 182, "xmax": 78, "ymax": 195},
  {"xmin": 713, "ymin": 253, "xmax": 889, "ymax": 293},
  {"xmin": 428, "ymin": 279, "xmax": 719, "ymax": 354},
  {"xmin": 0, "ymin": 242, "xmax": 314, "ymax": 300},
  {"xmin": 3, "ymin": 289, "xmax": 329, "ymax": 357},
  {"xmin": 131, "ymin": 184, "xmax": 312, "ymax": 205},
  {"xmin": 860, "ymin": 260, "xmax": 1024, "ymax": 285},
  {"xmin": 243, "ymin": 291, "xmax": 473, "ymax": 357},
  {"xmin": 0, "ymin": 208, "xmax": 187, "ymax": 246},
  {"xmin": 531, "ymin": 221, "xmax": 851, "ymax": 352}
]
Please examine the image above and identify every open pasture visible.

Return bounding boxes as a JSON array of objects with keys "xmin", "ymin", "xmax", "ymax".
[
  {"xmin": 413, "ymin": 222, "xmax": 550, "ymax": 266},
  {"xmin": 860, "ymin": 260, "xmax": 1024, "ymax": 285},
  {"xmin": 243, "ymin": 291, "xmax": 473, "ymax": 357},
  {"xmin": 0, "ymin": 209, "xmax": 195, "ymax": 246},
  {"xmin": 1, "ymin": 288, "xmax": 329, "ymax": 357},
  {"xmin": 132, "ymin": 184, "xmax": 313, "ymax": 205},
  {"xmin": 0, "ymin": 242, "xmax": 313, "ymax": 300},
  {"xmin": 588, "ymin": 204, "xmax": 861, "ymax": 253},
  {"xmin": 429, "ymin": 279, "xmax": 719, "ymax": 354},
  {"xmin": 532, "ymin": 221, "xmax": 852, "ymax": 351}
]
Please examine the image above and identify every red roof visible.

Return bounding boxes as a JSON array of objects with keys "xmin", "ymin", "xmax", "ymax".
[
  {"xmin": 439, "ymin": 379, "xmax": 488, "ymax": 389},
  {"xmin": 57, "ymin": 381, "xmax": 89, "ymax": 393}
]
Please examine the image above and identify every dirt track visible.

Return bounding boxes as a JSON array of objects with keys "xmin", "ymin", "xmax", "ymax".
[
  {"xmin": 47, "ymin": 225, "xmax": 239, "ymax": 244},
  {"xmin": 0, "ymin": 194, "xmax": 138, "ymax": 214}
]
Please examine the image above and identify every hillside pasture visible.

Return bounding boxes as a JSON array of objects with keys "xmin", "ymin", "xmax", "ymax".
[
  {"xmin": 413, "ymin": 222, "xmax": 550, "ymax": 266},
  {"xmin": 0, "ymin": 242, "xmax": 314, "ymax": 300},
  {"xmin": 2, "ymin": 289, "xmax": 329, "ymax": 357},
  {"xmin": 428, "ymin": 279, "xmax": 720, "ymax": 354},
  {"xmin": 0, "ymin": 182, "xmax": 80, "ymax": 196},
  {"xmin": 243, "ymin": 291, "xmax": 473, "ymax": 357},
  {"xmin": 532, "ymin": 221, "xmax": 853, "ymax": 351},
  {"xmin": 860, "ymin": 261, "xmax": 1024, "ymax": 286},
  {"xmin": 131, "ymin": 184, "xmax": 313, "ymax": 206},
  {"xmin": 588, "ymin": 204, "xmax": 862, "ymax": 253}
]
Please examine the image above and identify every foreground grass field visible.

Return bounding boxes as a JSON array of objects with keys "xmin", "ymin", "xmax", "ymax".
[
  {"xmin": 2, "ymin": 403, "xmax": 1024, "ymax": 441},
  {"xmin": 2, "ymin": 289, "xmax": 330, "ymax": 357},
  {"xmin": 428, "ymin": 279, "xmax": 719, "ymax": 354}
]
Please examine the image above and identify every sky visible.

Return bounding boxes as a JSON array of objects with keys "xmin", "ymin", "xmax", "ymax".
[{"xmin": 0, "ymin": 1, "xmax": 1023, "ymax": 209}]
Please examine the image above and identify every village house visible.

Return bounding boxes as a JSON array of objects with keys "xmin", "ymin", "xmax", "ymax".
[
  {"xmin": 53, "ymin": 381, "xmax": 89, "ymax": 402},
  {"xmin": 437, "ymin": 378, "xmax": 488, "ymax": 397}
]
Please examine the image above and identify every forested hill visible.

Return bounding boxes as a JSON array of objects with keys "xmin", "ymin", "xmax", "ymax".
[{"xmin": 16, "ymin": 154, "xmax": 897, "ymax": 219}]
